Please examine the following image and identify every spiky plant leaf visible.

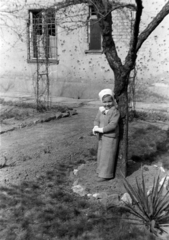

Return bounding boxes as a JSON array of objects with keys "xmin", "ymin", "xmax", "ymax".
[
  {"xmin": 153, "ymin": 176, "xmax": 167, "ymax": 212},
  {"xmin": 122, "ymin": 178, "xmax": 139, "ymax": 204},
  {"xmin": 153, "ymin": 184, "xmax": 169, "ymax": 217},
  {"xmin": 151, "ymin": 175, "xmax": 160, "ymax": 206},
  {"xmin": 159, "ymin": 213, "xmax": 169, "ymax": 223},
  {"xmin": 154, "ymin": 192, "xmax": 169, "ymax": 218},
  {"xmin": 122, "ymin": 173, "xmax": 169, "ymax": 235},
  {"xmin": 141, "ymin": 171, "xmax": 147, "ymax": 201},
  {"xmin": 135, "ymin": 176, "xmax": 150, "ymax": 217},
  {"xmin": 124, "ymin": 203, "xmax": 149, "ymax": 223}
]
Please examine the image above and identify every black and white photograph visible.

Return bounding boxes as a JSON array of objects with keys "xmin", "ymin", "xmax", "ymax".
[{"xmin": 0, "ymin": 0, "xmax": 169, "ymax": 239}]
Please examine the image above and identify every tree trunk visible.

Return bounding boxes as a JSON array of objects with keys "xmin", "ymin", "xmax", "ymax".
[
  {"xmin": 116, "ymin": 89, "xmax": 128, "ymax": 177},
  {"xmin": 114, "ymin": 72, "xmax": 129, "ymax": 178},
  {"xmin": 98, "ymin": 9, "xmax": 131, "ymax": 177}
]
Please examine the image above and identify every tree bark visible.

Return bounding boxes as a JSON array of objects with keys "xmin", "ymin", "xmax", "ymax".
[
  {"xmin": 136, "ymin": 1, "xmax": 169, "ymax": 52},
  {"xmin": 104, "ymin": 51, "xmax": 130, "ymax": 177},
  {"xmin": 51, "ymin": 0, "xmax": 169, "ymax": 178},
  {"xmin": 114, "ymin": 73, "xmax": 129, "ymax": 177},
  {"xmin": 98, "ymin": 10, "xmax": 130, "ymax": 176}
]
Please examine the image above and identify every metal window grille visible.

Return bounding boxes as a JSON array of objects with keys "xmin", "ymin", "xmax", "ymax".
[
  {"xmin": 28, "ymin": 9, "xmax": 57, "ymax": 61},
  {"xmin": 88, "ymin": 6, "xmax": 102, "ymax": 51}
]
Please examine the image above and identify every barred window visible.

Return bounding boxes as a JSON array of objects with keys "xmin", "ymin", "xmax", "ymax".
[
  {"xmin": 85, "ymin": 6, "xmax": 102, "ymax": 53},
  {"xmin": 27, "ymin": 9, "xmax": 58, "ymax": 62},
  {"xmin": 89, "ymin": 18, "xmax": 102, "ymax": 51}
]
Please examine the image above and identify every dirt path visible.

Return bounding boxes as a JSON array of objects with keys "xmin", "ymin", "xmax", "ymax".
[
  {"xmin": 0, "ymin": 108, "xmax": 98, "ymax": 185},
  {"xmin": 1, "ymin": 106, "xmax": 169, "ymax": 199}
]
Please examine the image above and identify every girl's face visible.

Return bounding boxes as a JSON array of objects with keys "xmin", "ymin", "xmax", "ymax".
[{"xmin": 102, "ymin": 95, "xmax": 114, "ymax": 110}]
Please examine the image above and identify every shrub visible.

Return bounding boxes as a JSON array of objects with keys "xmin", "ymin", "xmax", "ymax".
[{"xmin": 122, "ymin": 172, "xmax": 169, "ymax": 236}]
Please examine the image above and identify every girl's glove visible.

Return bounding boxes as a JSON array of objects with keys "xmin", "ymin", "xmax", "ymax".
[
  {"xmin": 92, "ymin": 126, "xmax": 99, "ymax": 135},
  {"xmin": 99, "ymin": 106, "xmax": 105, "ymax": 113},
  {"xmin": 95, "ymin": 127, "xmax": 103, "ymax": 133}
]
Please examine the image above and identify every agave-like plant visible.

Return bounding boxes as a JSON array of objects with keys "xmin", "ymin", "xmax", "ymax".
[{"xmin": 122, "ymin": 172, "xmax": 169, "ymax": 235}]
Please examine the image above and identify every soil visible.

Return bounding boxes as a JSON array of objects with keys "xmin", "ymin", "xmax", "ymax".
[
  {"xmin": 0, "ymin": 107, "xmax": 97, "ymax": 185},
  {"xmin": 0, "ymin": 106, "xmax": 169, "ymax": 198},
  {"xmin": 1, "ymin": 104, "xmax": 169, "ymax": 240}
]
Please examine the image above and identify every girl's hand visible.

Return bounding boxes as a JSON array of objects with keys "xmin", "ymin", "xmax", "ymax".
[
  {"xmin": 95, "ymin": 127, "xmax": 103, "ymax": 133},
  {"xmin": 99, "ymin": 106, "xmax": 105, "ymax": 113},
  {"xmin": 92, "ymin": 126, "xmax": 99, "ymax": 135}
]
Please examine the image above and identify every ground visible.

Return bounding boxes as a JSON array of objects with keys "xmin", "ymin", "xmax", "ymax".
[
  {"xmin": 0, "ymin": 107, "xmax": 94, "ymax": 184},
  {"xmin": 1, "ymin": 106, "xmax": 169, "ymax": 194},
  {"xmin": 0, "ymin": 103, "xmax": 169, "ymax": 239}
]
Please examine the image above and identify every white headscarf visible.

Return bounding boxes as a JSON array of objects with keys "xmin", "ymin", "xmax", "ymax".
[
  {"xmin": 98, "ymin": 89, "xmax": 113, "ymax": 102},
  {"xmin": 98, "ymin": 88, "xmax": 118, "ymax": 110}
]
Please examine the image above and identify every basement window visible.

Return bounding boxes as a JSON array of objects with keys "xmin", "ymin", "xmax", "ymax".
[
  {"xmin": 27, "ymin": 9, "xmax": 58, "ymax": 63},
  {"xmin": 85, "ymin": 6, "xmax": 102, "ymax": 54}
]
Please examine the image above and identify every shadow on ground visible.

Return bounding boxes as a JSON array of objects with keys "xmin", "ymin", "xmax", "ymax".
[
  {"xmin": 127, "ymin": 123, "xmax": 169, "ymax": 176},
  {"xmin": 0, "ymin": 162, "xmax": 157, "ymax": 240}
]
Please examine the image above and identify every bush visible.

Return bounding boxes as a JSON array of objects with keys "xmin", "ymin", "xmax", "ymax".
[
  {"xmin": 129, "ymin": 110, "xmax": 169, "ymax": 122},
  {"xmin": 123, "ymin": 172, "xmax": 169, "ymax": 236}
]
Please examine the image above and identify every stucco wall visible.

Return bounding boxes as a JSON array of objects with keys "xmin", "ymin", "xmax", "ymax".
[{"xmin": 0, "ymin": 0, "xmax": 169, "ymax": 99}]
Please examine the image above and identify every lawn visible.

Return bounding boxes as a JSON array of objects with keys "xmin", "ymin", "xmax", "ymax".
[
  {"xmin": 0, "ymin": 103, "xmax": 168, "ymax": 240},
  {"xmin": 0, "ymin": 162, "xmax": 157, "ymax": 240}
]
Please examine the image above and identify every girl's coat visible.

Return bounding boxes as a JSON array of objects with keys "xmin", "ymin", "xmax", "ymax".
[{"xmin": 94, "ymin": 106, "xmax": 120, "ymax": 179}]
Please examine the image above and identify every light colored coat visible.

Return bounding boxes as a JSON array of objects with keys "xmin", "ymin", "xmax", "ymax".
[
  {"xmin": 94, "ymin": 106, "xmax": 120, "ymax": 179},
  {"xmin": 94, "ymin": 106, "xmax": 120, "ymax": 138}
]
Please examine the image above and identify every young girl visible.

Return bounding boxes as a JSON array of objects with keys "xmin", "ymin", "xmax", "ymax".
[{"xmin": 92, "ymin": 89, "xmax": 120, "ymax": 182}]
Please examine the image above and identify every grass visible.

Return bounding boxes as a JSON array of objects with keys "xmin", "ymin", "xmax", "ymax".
[
  {"xmin": 128, "ymin": 123, "xmax": 169, "ymax": 165},
  {"xmin": 0, "ymin": 103, "xmax": 169, "ymax": 239},
  {"xmin": 131, "ymin": 110, "xmax": 169, "ymax": 122},
  {"xmin": 0, "ymin": 98, "xmax": 72, "ymax": 122},
  {"xmin": 0, "ymin": 98, "xmax": 72, "ymax": 111},
  {"xmin": 0, "ymin": 107, "xmax": 35, "ymax": 121},
  {"xmin": 0, "ymin": 161, "xmax": 158, "ymax": 240},
  {"xmin": 135, "ymin": 84, "xmax": 169, "ymax": 104}
]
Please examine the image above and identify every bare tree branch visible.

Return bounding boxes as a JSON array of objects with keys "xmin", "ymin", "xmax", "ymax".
[
  {"xmin": 110, "ymin": 2, "xmax": 137, "ymax": 11},
  {"xmin": 123, "ymin": 0, "xmax": 143, "ymax": 70},
  {"xmin": 132, "ymin": 0, "xmax": 143, "ymax": 49},
  {"xmin": 53, "ymin": 0, "xmax": 137, "ymax": 12},
  {"xmin": 136, "ymin": 0, "xmax": 169, "ymax": 52},
  {"xmin": 54, "ymin": 0, "xmax": 87, "ymax": 10},
  {"xmin": 94, "ymin": 1, "xmax": 123, "ymax": 71}
]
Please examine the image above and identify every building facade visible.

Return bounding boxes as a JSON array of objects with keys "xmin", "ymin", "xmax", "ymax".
[{"xmin": 0, "ymin": 0, "xmax": 169, "ymax": 100}]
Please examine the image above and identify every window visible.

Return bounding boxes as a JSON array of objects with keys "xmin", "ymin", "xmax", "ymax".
[
  {"xmin": 27, "ymin": 9, "xmax": 58, "ymax": 62},
  {"xmin": 85, "ymin": 6, "xmax": 102, "ymax": 53}
]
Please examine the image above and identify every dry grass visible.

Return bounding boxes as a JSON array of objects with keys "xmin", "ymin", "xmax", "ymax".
[
  {"xmin": 132, "ymin": 111, "xmax": 169, "ymax": 122},
  {"xmin": 0, "ymin": 112, "xmax": 168, "ymax": 239},
  {"xmin": 0, "ymin": 98, "xmax": 71, "ymax": 122},
  {"xmin": 126, "ymin": 121, "xmax": 169, "ymax": 178},
  {"xmin": 0, "ymin": 98, "xmax": 71, "ymax": 111},
  {"xmin": 129, "ymin": 124, "xmax": 169, "ymax": 164},
  {"xmin": 135, "ymin": 83, "xmax": 169, "ymax": 103},
  {"xmin": 0, "ymin": 160, "xmax": 157, "ymax": 240}
]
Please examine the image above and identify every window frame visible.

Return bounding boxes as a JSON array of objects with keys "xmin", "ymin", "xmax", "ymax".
[
  {"xmin": 27, "ymin": 8, "xmax": 59, "ymax": 64},
  {"xmin": 85, "ymin": 6, "xmax": 103, "ymax": 54}
]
